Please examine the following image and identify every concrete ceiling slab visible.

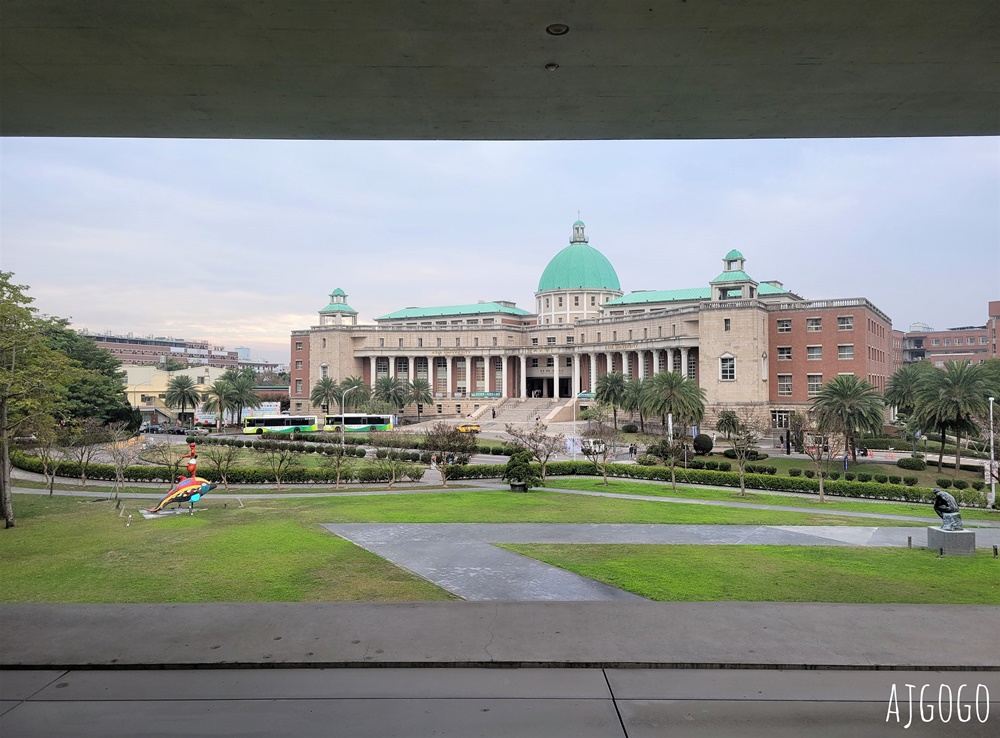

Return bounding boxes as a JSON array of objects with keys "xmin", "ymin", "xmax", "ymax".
[{"xmin": 1, "ymin": 0, "xmax": 997, "ymax": 140}]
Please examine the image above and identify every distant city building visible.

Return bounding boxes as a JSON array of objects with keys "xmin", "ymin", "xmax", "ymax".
[
  {"xmin": 81, "ymin": 331, "xmax": 278, "ymax": 372},
  {"xmin": 901, "ymin": 302, "xmax": 1000, "ymax": 366},
  {"xmin": 291, "ymin": 221, "xmax": 895, "ymax": 431}
]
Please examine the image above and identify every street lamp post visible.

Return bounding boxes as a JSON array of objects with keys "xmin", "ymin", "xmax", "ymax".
[
  {"xmin": 340, "ymin": 385, "xmax": 358, "ymax": 447},
  {"xmin": 989, "ymin": 396, "xmax": 995, "ymax": 508}
]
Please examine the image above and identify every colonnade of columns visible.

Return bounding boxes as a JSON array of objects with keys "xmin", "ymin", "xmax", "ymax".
[{"xmin": 363, "ymin": 346, "xmax": 697, "ymax": 400}]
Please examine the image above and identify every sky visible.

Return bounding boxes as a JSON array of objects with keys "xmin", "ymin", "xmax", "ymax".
[{"xmin": 1, "ymin": 136, "xmax": 998, "ymax": 366}]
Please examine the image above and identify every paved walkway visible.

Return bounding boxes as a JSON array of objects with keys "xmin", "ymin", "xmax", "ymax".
[{"xmin": 324, "ymin": 523, "xmax": 1000, "ymax": 601}]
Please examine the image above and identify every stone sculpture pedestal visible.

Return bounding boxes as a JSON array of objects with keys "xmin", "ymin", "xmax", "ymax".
[{"xmin": 927, "ymin": 527, "xmax": 976, "ymax": 556}]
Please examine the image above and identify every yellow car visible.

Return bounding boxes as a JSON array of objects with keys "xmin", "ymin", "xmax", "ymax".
[{"xmin": 457, "ymin": 424, "xmax": 481, "ymax": 434}]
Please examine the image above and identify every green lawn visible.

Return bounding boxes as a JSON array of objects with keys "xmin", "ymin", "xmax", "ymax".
[
  {"xmin": 542, "ymin": 478, "xmax": 1000, "ymax": 522},
  {"xmin": 499, "ymin": 544, "xmax": 1000, "ymax": 604},
  {"xmin": 1, "ymin": 489, "xmax": 926, "ymax": 603}
]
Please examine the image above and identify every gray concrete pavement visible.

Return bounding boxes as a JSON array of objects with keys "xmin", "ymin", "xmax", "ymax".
[{"xmin": 2, "ymin": 667, "xmax": 997, "ymax": 737}]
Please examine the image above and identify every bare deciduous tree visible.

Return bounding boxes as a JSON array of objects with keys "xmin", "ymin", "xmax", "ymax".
[
  {"xmin": 106, "ymin": 421, "xmax": 142, "ymax": 499},
  {"xmin": 504, "ymin": 422, "xmax": 565, "ymax": 485},
  {"xmin": 202, "ymin": 443, "xmax": 242, "ymax": 491},
  {"xmin": 729, "ymin": 406, "xmax": 769, "ymax": 497},
  {"xmin": 64, "ymin": 417, "xmax": 106, "ymax": 487},
  {"xmin": 421, "ymin": 423, "xmax": 477, "ymax": 488},
  {"xmin": 255, "ymin": 443, "xmax": 300, "ymax": 491},
  {"xmin": 319, "ymin": 445, "xmax": 356, "ymax": 490}
]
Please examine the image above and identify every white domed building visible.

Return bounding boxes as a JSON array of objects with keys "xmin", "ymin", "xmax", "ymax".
[{"xmin": 291, "ymin": 221, "xmax": 894, "ymax": 430}]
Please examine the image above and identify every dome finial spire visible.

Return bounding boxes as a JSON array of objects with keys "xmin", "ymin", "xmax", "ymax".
[{"xmin": 570, "ymin": 217, "xmax": 588, "ymax": 244}]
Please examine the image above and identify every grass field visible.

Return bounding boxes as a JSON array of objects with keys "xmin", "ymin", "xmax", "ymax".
[
  {"xmin": 541, "ymin": 478, "xmax": 1000, "ymax": 522},
  {"xmin": 0, "ymin": 488, "xmax": 930, "ymax": 603},
  {"xmin": 499, "ymin": 544, "xmax": 1000, "ymax": 604}
]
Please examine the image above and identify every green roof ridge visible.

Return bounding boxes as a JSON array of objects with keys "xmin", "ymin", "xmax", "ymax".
[{"xmin": 377, "ymin": 302, "xmax": 532, "ymax": 321}]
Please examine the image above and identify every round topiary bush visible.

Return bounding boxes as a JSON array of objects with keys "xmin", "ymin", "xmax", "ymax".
[
  {"xmin": 636, "ymin": 455, "xmax": 657, "ymax": 466},
  {"xmin": 704, "ymin": 460, "xmax": 719, "ymax": 470},
  {"xmin": 844, "ymin": 473, "xmax": 856, "ymax": 481},
  {"xmin": 622, "ymin": 423, "xmax": 639, "ymax": 433},
  {"xmin": 952, "ymin": 479, "xmax": 969, "ymax": 490},
  {"xmin": 856, "ymin": 473, "xmax": 872, "ymax": 483},
  {"xmin": 888, "ymin": 475, "xmax": 901, "ymax": 485},
  {"xmin": 689, "ymin": 459, "xmax": 705, "ymax": 469},
  {"xmin": 972, "ymin": 481, "xmax": 985, "ymax": 491},
  {"xmin": 693, "ymin": 433, "xmax": 714, "ymax": 455},
  {"xmin": 874, "ymin": 474, "xmax": 888, "ymax": 484},
  {"xmin": 897, "ymin": 457, "xmax": 927, "ymax": 471},
  {"xmin": 936, "ymin": 478, "xmax": 952, "ymax": 489},
  {"xmin": 788, "ymin": 468, "xmax": 802, "ymax": 477},
  {"xmin": 903, "ymin": 476, "xmax": 918, "ymax": 486},
  {"xmin": 355, "ymin": 448, "xmax": 368, "ymax": 458},
  {"xmin": 828, "ymin": 471, "xmax": 841, "ymax": 480},
  {"xmin": 718, "ymin": 461, "xmax": 731, "ymax": 472},
  {"xmin": 803, "ymin": 469, "xmax": 815, "ymax": 478}
]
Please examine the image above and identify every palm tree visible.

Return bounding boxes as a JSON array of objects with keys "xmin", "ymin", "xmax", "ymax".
[
  {"xmin": 716, "ymin": 409, "xmax": 739, "ymax": 440},
  {"xmin": 407, "ymin": 378, "xmax": 434, "ymax": 423},
  {"xmin": 201, "ymin": 379, "xmax": 237, "ymax": 428},
  {"xmin": 811, "ymin": 374, "xmax": 885, "ymax": 462},
  {"xmin": 885, "ymin": 362, "xmax": 934, "ymax": 416},
  {"xmin": 621, "ymin": 378, "xmax": 646, "ymax": 432},
  {"xmin": 310, "ymin": 376, "xmax": 341, "ymax": 416},
  {"xmin": 373, "ymin": 375, "xmax": 408, "ymax": 415},
  {"xmin": 640, "ymin": 371, "xmax": 706, "ymax": 434},
  {"xmin": 595, "ymin": 372, "xmax": 627, "ymax": 431},
  {"xmin": 914, "ymin": 361, "xmax": 989, "ymax": 475},
  {"xmin": 165, "ymin": 375, "xmax": 201, "ymax": 426},
  {"xmin": 339, "ymin": 375, "xmax": 370, "ymax": 410},
  {"xmin": 228, "ymin": 374, "xmax": 262, "ymax": 427}
]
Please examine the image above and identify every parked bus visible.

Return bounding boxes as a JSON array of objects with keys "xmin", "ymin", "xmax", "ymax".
[
  {"xmin": 323, "ymin": 413, "xmax": 396, "ymax": 433},
  {"xmin": 243, "ymin": 415, "xmax": 319, "ymax": 435}
]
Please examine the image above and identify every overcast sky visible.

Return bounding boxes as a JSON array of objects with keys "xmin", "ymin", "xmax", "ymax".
[{"xmin": 1, "ymin": 136, "xmax": 997, "ymax": 366}]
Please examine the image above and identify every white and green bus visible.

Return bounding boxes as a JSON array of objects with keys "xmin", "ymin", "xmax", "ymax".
[
  {"xmin": 323, "ymin": 413, "xmax": 397, "ymax": 433},
  {"xmin": 243, "ymin": 415, "xmax": 319, "ymax": 435}
]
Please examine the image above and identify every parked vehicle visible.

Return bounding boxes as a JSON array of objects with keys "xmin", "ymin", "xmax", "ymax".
[
  {"xmin": 144, "ymin": 425, "xmax": 163, "ymax": 434},
  {"xmin": 457, "ymin": 424, "xmax": 481, "ymax": 434},
  {"xmin": 188, "ymin": 427, "xmax": 210, "ymax": 436}
]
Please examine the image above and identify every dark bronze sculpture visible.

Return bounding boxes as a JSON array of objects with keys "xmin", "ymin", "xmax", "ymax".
[{"xmin": 932, "ymin": 489, "xmax": 963, "ymax": 531}]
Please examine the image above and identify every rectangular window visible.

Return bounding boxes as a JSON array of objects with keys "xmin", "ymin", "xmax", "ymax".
[
  {"xmin": 295, "ymin": 341, "xmax": 303, "ymax": 351},
  {"xmin": 492, "ymin": 336, "xmax": 498, "ymax": 346},
  {"xmin": 546, "ymin": 358, "xmax": 554, "ymax": 367},
  {"xmin": 838, "ymin": 344, "xmax": 854, "ymax": 360},
  {"xmin": 320, "ymin": 365, "xmax": 328, "ymax": 378},
  {"xmin": 580, "ymin": 333, "xmax": 585, "ymax": 343},
  {"xmin": 574, "ymin": 296, "xmax": 579, "ymax": 306},
  {"xmin": 777, "ymin": 375, "xmax": 792, "ymax": 396},
  {"xmin": 806, "ymin": 318, "xmax": 822, "ymax": 332},
  {"xmin": 777, "ymin": 346, "xmax": 791, "ymax": 361},
  {"xmin": 566, "ymin": 336, "xmax": 573, "ymax": 344},
  {"xmin": 597, "ymin": 332, "xmax": 601, "ymax": 342},
  {"xmin": 474, "ymin": 337, "xmax": 479, "ymax": 347},
  {"xmin": 295, "ymin": 360, "xmax": 303, "ymax": 370},
  {"xmin": 566, "ymin": 357, "xmax": 572, "ymax": 367},
  {"xmin": 558, "ymin": 297, "xmax": 563, "ymax": 307},
  {"xmin": 532, "ymin": 338, "xmax": 539, "ymax": 346},
  {"xmin": 771, "ymin": 410, "xmax": 790, "ymax": 429},
  {"xmin": 436, "ymin": 404, "xmax": 442, "ymax": 414},
  {"xmin": 294, "ymin": 379, "xmax": 303, "ymax": 394},
  {"xmin": 590, "ymin": 296, "xmax": 596, "ymax": 306},
  {"xmin": 980, "ymin": 337, "xmax": 988, "ymax": 344},
  {"xmin": 944, "ymin": 338, "xmax": 952, "ymax": 346},
  {"xmin": 777, "ymin": 319, "xmax": 791, "ymax": 333},
  {"xmin": 455, "ymin": 338, "xmax": 461, "ymax": 347},
  {"xmin": 295, "ymin": 402, "xmax": 302, "ymax": 411},
  {"xmin": 379, "ymin": 338, "xmax": 384, "ymax": 347},
  {"xmin": 838, "ymin": 316, "xmax": 853, "ymax": 331},
  {"xmin": 968, "ymin": 337, "xmax": 976, "ymax": 345},
  {"xmin": 613, "ymin": 331, "xmax": 617, "ymax": 341},
  {"xmin": 398, "ymin": 338, "xmax": 403, "ymax": 348},
  {"xmin": 807, "ymin": 345, "xmax": 822, "ymax": 360},
  {"xmin": 724, "ymin": 318, "xmax": 731, "ymax": 332},
  {"xmin": 932, "ymin": 339, "xmax": 940, "ymax": 346},
  {"xmin": 720, "ymin": 356, "xmax": 735, "ymax": 381},
  {"xmin": 807, "ymin": 374, "xmax": 823, "ymax": 397},
  {"xmin": 547, "ymin": 337, "xmax": 556, "ymax": 345},
  {"xmin": 436, "ymin": 338, "xmax": 442, "ymax": 347},
  {"xmin": 531, "ymin": 358, "xmax": 538, "ymax": 367},
  {"xmin": 628, "ymin": 330, "xmax": 633, "ymax": 340}
]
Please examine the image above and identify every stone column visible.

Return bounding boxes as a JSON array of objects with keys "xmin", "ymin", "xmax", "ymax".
[
  {"xmin": 572, "ymin": 353, "xmax": 581, "ymax": 397},
  {"xmin": 637, "ymin": 350, "xmax": 646, "ymax": 380},
  {"xmin": 680, "ymin": 347, "xmax": 689, "ymax": 378},
  {"xmin": 605, "ymin": 352, "xmax": 614, "ymax": 375},
  {"xmin": 589, "ymin": 354, "xmax": 597, "ymax": 393},
  {"xmin": 553, "ymin": 353, "xmax": 560, "ymax": 399},
  {"xmin": 519, "ymin": 354, "xmax": 527, "ymax": 398},
  {"xmin": 620, "ymin": 351, "xmax": 629, "ymax": 379},
  {"xmin": 501, "ymin": 356, "xmax": 509, "ymax": 398},
  {"xmin": 468, "ymin": 354, "xmax": 477, "ymax": 395},
  {"xmin": 446, "ymin": 356, "xmax": 454, "ymax": 398},
  {"xmin": 667, "ymin": 349, "xmax": 675, "ymax": 374},
  {"xmin": 369, "ymin": 355, "xmax": 378, "ymax": 389},
  {"xmin": 407, "ymin": 355, "xmax": 415, "ymax": 384}
]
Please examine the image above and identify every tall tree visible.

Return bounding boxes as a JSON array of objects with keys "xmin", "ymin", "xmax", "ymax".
[
  {"xmin": 310, "ymin": 376, "xmax": 342, "ymax": 416},
  {"xmin": 640, "ymin": 371, "xmax": 706, "ymax": 431},
  {"xmin": 228, "ymin": 374, "xmax": 262, "ymax": 426},
  {"xmin": 715, "ymin": 409, "xmax": 739, "ymax": 440},
  {"xmin": 914, "ymin": 361, "xmax": 989, "ymax": 476},
  {"xmin": 0, "ymin": 273, "xmax": 76, "ymax": 527},
  {"xmin": 885, "ymin": 362, "xmax": 934, "ymax": 416},
  {"xmin": 811, "ymin": 374, "xmax": 885, "ymax": 463},
  {"xmin": 339, "ymin": 375, "xmax": 371, "ymax": 410},
  {"xmin": 595, "ymin": 371, "xmax": 627, "ymax": 431},
  {"xmin": 406, "ymin": 378, "xmax": 434, "ymax": 423},
  {"xmin": 622, "ymin": 378, "xmax": 646, "ymax": 432},
  {"xmin": 373, "ymin": 375, "xmax": 408, "ymax": 415},
  {"xmin": 165, "ymin": 375, "xmax": 201, "ymax": 425},
  {"xmin": 504, "ymin": 421, "xmax": 566, "ymax": 485},
  {"xmin": 202, "ymin": 379, "xmax": 237, "ymax": 428}
]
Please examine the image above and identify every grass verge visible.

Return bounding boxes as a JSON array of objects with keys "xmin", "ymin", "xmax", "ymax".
[{"xmin": 499, "ymin": 543, "xmax": 1000, "ymax": 604}]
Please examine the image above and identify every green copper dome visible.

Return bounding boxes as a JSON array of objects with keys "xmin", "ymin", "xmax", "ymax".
[
  {"xmin": 724, "ymin": 249, "xmax": 744, "ymax": 260},
  {"xmin": 537, "ymin": 222, "xmax": 621, "ymax": 292}
]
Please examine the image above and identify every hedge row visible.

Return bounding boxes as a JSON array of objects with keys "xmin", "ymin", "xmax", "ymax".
[{"xmin": 861, "ymin": 437, "xmax": 989, "ymax": 460}]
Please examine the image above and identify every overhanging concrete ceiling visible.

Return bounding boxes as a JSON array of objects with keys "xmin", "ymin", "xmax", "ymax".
[{"xmin": 2, "ymin": 0, "xmax": 998, "ymax": 140}]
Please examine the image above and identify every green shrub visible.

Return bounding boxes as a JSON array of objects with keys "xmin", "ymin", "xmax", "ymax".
[
  {"xmin": 972, "ymin": 481, "xmax": 985, "ymax": 491},
  {"xmin": 888, "ymin": 476, "xmax": 901, "ymax": 485},
  {"xmin": 903, "ymin": 476, "xmax": 918, "ymax": 486},
  {"xmin": 717, "ymin": 462, "xmax": 731, "ymax": 472},
  {"xmin": 828, "ymin": 472, "xmax": 840, "ymax": 481},
  {"xmin": 636, "ymin": 455, "xmax": 657, "ymax": 466},
  {"xmin": 803, "ymin": 469, "xmax": 815, "ymax": 479},
  {"xmin": 704, "ymin": 460, "xmax": 719, "ymax": 470},
  {"xmin": 856, "ymin": 473, "xmax": 872, "ymax": 483},
  {"xmin": 689, "ymin": 459, "xmax": 705, "ymax": 469},
  {"xmin": 936, "ymin": 478, "xmax": 952, "ymax": 489},
  {"xmin": 355, "ymin": 448, "xmax": 367, "ymax": 458},
  {"xmin": 873, "ymin": 474, "xmax": 888, "ymax": 484},
  {"xmin": 897, "ymin": 457, "xmax": 927, "ymax": 471},
  {"xmin": 952, "ymin": 479, "xmax": 969, "ymax": 490},
  {"xmin": 693, "ymin": 433, "xmax": 713, "ymax": 455},
  {"xmin": 490, "ymin": 446, "xmax": 506, "ymax": 455},
  {"xmin": 844, "ymin": 473, "xmax": 856, "ymax": 481},
  {"xmin": 622, "ymin": 423, "xmax": 639, "ymax": 433},
  {"xmin": 788, "ymin": 468, "xmax": 802, "ymax": 477}
]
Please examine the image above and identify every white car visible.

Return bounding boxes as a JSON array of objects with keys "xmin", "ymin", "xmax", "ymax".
[{"xmin": 188, "ymin": 427, "xmax": 210, "ymax": 436}]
